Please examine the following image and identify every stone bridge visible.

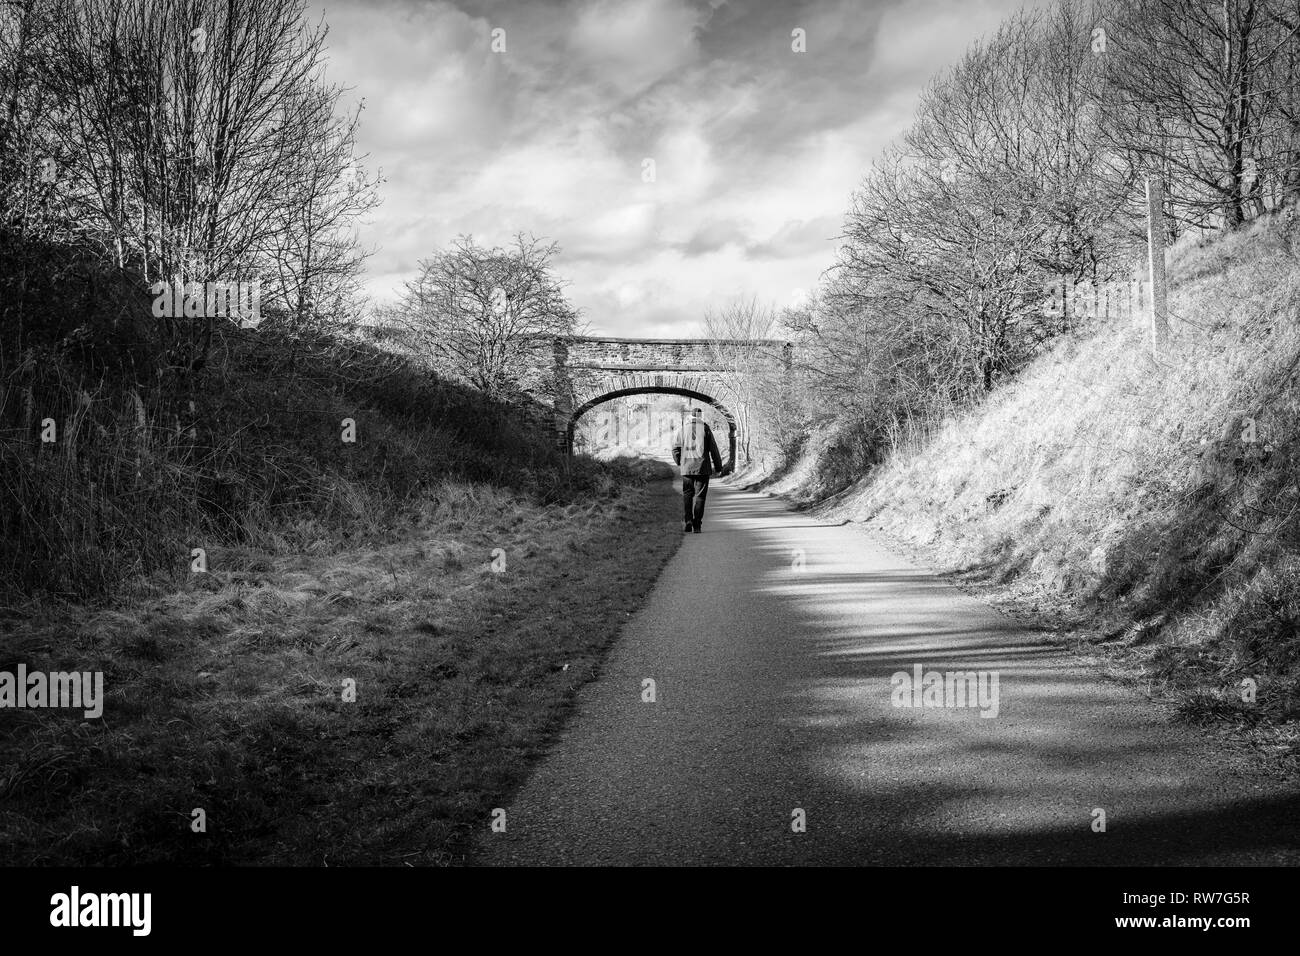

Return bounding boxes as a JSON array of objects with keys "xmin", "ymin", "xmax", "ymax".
[{"xmin": 549, "ymin": 335, "xmax": 792, "ymax": 461}]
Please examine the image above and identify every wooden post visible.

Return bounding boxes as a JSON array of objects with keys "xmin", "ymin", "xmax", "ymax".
[{"xmin": 1145, "ymin": 176, "xmax": 1169, "ymax": 355}]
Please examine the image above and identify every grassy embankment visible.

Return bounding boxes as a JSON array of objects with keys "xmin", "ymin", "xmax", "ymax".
[
  {"xmin": 0, "ymin": 234, "xmax": 682, "ymax": 864},
  {"xmin": 774, "ymin": 213, "xmax": 1300, "ymax": 750}
]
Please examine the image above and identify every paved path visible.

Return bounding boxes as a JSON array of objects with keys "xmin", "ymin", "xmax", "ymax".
[{"xmin": 478, "ymin": 479, "xmax": 1300, "ymax": 865}]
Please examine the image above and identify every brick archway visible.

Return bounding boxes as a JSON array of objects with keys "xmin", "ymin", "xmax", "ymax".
[
  {"xmin": 567, "ymin": 385, "xmax": 738, "ymax": 467},
  {"xmin": 549, "ymin": 335, "xmax": 791, "ymax": 457}
]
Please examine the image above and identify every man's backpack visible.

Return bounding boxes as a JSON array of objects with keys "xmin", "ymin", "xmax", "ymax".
[{"xmin": 679, "ymin": 418, "xmax": 708, "ymax": 475}]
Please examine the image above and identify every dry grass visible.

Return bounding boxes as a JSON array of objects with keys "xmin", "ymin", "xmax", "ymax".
[
  {"xmin": 0, "ymin": 328, "xmax": 571, "ymax": 603},
  {"xmin": 0, "ymin": 228, "xmax": 687, "ymax": 862},
  {"xmin": 0, "ymin": 460, "xmax": 680, "ymax": 864},
  {"xmin": 807, "ymin": 213, "xmax": 1300, "ymax": 734}
]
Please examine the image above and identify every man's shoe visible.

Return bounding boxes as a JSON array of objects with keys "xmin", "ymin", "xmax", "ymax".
[
  {"xmin": 683, "ymin": 523, "xmax": 693, "ymax": 533},
  {"xmin": 692, "ymin": 524, "xmax": 702, "ymax": 533}
]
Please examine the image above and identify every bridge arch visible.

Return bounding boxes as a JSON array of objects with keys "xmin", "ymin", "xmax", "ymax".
[
  {"xmin": 548, "ymin": 334, "xmax": 792, "ymax": 460},
  {"xmin": 566, "ymin": 386, "xmax": 737, "ymax": 466}
]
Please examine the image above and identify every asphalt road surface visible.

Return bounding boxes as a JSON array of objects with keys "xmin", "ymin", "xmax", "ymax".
[{"xmin": 477, "ymin": 478, "xmax": 1300, "ymax": 865}]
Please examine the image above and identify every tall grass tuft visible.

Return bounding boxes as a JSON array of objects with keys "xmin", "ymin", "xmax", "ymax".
[{"xmin": 0, "ymin": 232, "xmax": 608, "ymax": 603}]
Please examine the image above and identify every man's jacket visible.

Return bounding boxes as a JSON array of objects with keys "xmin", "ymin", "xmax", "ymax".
[{"xmin": 672, "ymin": 419, "xmax": 723, "ymax": 477}]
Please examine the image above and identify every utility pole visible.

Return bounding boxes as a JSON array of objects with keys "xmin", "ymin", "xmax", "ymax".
[{"xmin": 1145, "ymin": 176, "xmax": 1169, "ymax": 355}]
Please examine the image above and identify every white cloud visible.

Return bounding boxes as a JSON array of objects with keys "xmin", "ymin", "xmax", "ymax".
[
  {"xmin": 570, "ymin": 0, "xmax": 704, "ymax": 94},
  {"xmin": 327, "ymin": 0, "xmax": 1041, "ymax": 334}
]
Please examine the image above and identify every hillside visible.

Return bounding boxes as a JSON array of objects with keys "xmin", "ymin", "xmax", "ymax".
[
  {"xmin": 774, "ymin": 213, "xmax": 1300, "ymax": 731},
  {"xmin": 0, "ymin": 233, "xmax": 684, "ymax": 864}
]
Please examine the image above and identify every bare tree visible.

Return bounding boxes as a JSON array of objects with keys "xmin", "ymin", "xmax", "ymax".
[
  {"xmin": 40, "ymin": 0, "xmax": 363, "ymax": 373},
  {"xmin": 1101, "ymin": 0, "xmax": 1299, "ymax": 229},
  {"xmin": 783, "ymin": 1, "xmax": 1141, "ymax": 474},
  {"xmin": 1028, "ymin": 0, "xmax": 1143, "ymax": 280},
  {"xmin": 259, "ymin": 86, "xmax": 382, "ymax": 335},
  {"xmin": 0, "ymin": 0, "xmax": 63, "ymax": 240},
  {"xmin": 841, "ymin": 124, "xmax": 1052, "ymax": 392},
  {"xmin": 701, "ymin": 295, "xmax": 788, "ymax": 466},
  {"xmin": 401, "ymin": 234, "xmax": 579, "ymax": 397},
  {"xmin": 1253, "ymin": 0, "xmax": 1300, "ymax": 206}
]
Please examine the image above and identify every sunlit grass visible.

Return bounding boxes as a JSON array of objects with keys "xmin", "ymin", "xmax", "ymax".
[{"xmin": 836, "ymin": 213, "xmax": 1300, "ymax": 730}]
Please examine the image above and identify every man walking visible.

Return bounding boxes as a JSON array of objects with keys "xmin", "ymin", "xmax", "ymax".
[{"xmin": 671, "ymin": 407, "xmax": 724, "ymax": 533}]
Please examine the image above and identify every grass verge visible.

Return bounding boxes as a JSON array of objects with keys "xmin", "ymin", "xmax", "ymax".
[
  {"xmin": 778, "ymin": 213, "xmax": 1300, "ymax": 769},
  {"xmin": 0, "ymin": 459, "xmax": 680, "ymax": 865}
]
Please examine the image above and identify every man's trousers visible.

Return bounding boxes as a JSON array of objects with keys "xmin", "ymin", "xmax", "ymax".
[{"xmin": 682, "ymin": 475, "xmax": 710, "ymax": 529}]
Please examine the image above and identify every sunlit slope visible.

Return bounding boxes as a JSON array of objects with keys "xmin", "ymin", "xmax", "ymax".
[{"xmin": 840, "ymin": 213, "xmax": 1300, "ymax": 718}]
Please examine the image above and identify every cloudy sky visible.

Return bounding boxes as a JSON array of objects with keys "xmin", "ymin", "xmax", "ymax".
[{"xmin": 319, "ymin": 0, "xmax": 1040, "ymax": 337}]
